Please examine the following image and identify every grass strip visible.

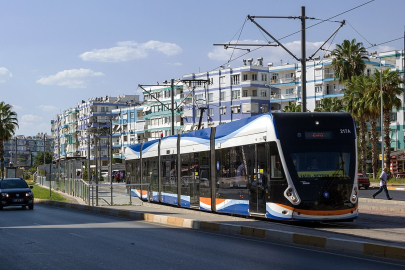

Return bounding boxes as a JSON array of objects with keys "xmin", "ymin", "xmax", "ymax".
[{"xmin": 26, "ymin": 181, "xmax": 69, "ymax": 202}]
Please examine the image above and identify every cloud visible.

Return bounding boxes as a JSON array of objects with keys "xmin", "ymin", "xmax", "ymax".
[
  {"xmin": 207, "ymin": 39, "xmax": 330, "ymax": 65},
  {"xmin": 377, "ymin": 45, "xmax": 396, "ymax": 54},
  {"xmin": 166, "ymin": 62, "xmax": 183, "ymax": 66},
  {"xmin": 80, "ymin": 40, "xmax": 182, "ymax": 62},
  {"xmin": 37, "ymin": 105, "xmax": 58, "ymax": 111},
  {"xmin": 21, "ymin": 114, "xmax": 43, "ymax": 122},
  {"xmin": 0, "ymin": 67, "xmax": 12, "ymax": 82},
  {"xmin": 11, "ymin": 105, "xmax": 23, "ymax": 111},
  {"xmin": 36, "ymin": 68, "xmax": 104, "ymax": 88}
]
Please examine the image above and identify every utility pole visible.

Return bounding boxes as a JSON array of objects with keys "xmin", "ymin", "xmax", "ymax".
[
  {"xmin": 301, "ymin": 6, "xmax": 306, "ymax": 112},
  {"xmin": 215, "ymin": 7, "xmax": 345, "ymax": 113},
  {"xmin": 43, "ymin": 134, "xmax": 46, "ymax": 165},
  {"xmin": 14, "ymin": 137, "xmax": 17, "ymax": 166},
  {"xmin": 170, "ymin": 79, "xmax": 175, "ymax": 135}
]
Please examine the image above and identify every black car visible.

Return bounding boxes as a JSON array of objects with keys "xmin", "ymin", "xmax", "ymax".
[{"xmin": 0, "ymin": 178, "xmax": 34, "ymax": 210}]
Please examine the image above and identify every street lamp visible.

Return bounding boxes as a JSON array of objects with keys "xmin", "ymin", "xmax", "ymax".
[{"xmin": 371, "ymin": 51, "xmax": 384, "ymax": 169}]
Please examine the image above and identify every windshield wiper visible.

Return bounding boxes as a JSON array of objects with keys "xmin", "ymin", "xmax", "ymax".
[{"xmin": 323, "ymin": 152, "xmax": 346, "ymax": 190}]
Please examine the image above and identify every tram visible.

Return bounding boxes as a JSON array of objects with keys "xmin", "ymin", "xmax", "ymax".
[{"xmin": 125, "ymin": 113, "xmax": 358, "ymax": 221}]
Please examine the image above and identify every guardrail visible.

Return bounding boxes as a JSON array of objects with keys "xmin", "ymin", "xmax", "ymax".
[{"xmin": 36, "ymin": 176, "xmax": 150, "ymax": 206}]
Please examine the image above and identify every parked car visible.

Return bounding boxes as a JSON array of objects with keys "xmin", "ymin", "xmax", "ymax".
[
  {"xmin": 396, "ymin": 172, "xmax": 405, "ymax": 178},
  {"xmin": 357, "ymin": 173, "xmax": 370, "ymax": 189},
  {"xmin": 0, "ymin": 178, "xmax": 34, "ymax": 210}
]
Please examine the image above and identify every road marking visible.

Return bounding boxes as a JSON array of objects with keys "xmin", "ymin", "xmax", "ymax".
[{"xmin": 69, "ymin": 233, "xmax": 88, "ymax": 239}]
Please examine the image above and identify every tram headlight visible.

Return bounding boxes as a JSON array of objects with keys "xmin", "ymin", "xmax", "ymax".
[{"xmin": 351, "ymin": 194, "xmax": 357, "ymax": 202}]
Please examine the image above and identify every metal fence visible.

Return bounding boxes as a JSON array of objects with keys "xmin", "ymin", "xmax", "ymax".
[{"xmin": 36, "ymin": 176, "xmax": 148, "ymax": 206}]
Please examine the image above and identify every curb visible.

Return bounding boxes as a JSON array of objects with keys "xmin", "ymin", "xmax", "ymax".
[{"xmin": 35, "ymin": 199, "xmax": 405, "ymax": 262}]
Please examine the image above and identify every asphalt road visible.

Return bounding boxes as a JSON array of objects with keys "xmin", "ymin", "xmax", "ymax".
[
  {"xmin": 359, "ymin": 188, "xmax": 405, "ymax": 201},
  {"xmin": 0, "ymin": 205, "xmax": 404, "ymax": 270}
]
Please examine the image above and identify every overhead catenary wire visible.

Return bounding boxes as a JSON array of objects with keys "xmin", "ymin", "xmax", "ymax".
[
  {"xmin": 347, "ymin": 21, "xmax": 374, "ymax": 47},
  {"xmin": 210, "ymin": 0, "xmax": 375, "ymax": 72}
]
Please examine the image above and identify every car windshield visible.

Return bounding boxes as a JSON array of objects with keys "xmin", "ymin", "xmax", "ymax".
[{"xmin": 0, "ymin": 180, "xmax": 29, "ymax": 189}]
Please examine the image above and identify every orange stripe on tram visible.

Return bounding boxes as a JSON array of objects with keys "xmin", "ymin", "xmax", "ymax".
[{"xmin": 275, "ymin": 203, "xmax": 358, "ymax": 216}]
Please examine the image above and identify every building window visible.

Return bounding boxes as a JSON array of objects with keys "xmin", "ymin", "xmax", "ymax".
[
  {"xmin": 262, "ymin": 104, "xmax": 268, "ymax": 113},
  {"xmin": 231, "ymin": 105, "xmax": 240, "ymax": 114},
  {"xmin": 252, "ymin": 89, "xmax": 257, "ymax": 97},
  {"xmin": 195, "ymin": 94, "xmax": 204, "ymax": 102},
  {"xmin": 208, "ymin": 93, "xmax": 214, "ymax": 102},
  {"xmin": 231, "ymin": 74, "xmax": 240, "ymax": 85},
  {"xmin": 260, "ymin": 90, "xmax": 267, "ymax": 97},
  {"xmin": 130, "ymin": 112, "xmax": 135, "ymax": 118},
  {"xmin": 220, "ymin": 106, "xmax": 226, "ymax": 115},
  {"xmin": 261, "ymin": 74, "xmax": 267, "ymax": 81},
  {"xmin": 208, "ymin": 108, "xmax": 214, "ymax": 116},
  {"xmin": 243, "ymin": 74, "xmax": 248, "ymax": 81},
  {"xmin": 271, "ymin": 73, "xmax": 278, "ymax": 82},
  {"xmin": 220, "ymin": 76, "xmax": 225, "ymax": 84},
  {"xmin": 315, "ymin": 85, "xmax": 322, "ymax": 93},
  {"xmin": 220, "ymin": 91, "xmax": 226, "ymax": 101},
  {"xmin": 315, "ymin": 69, "xmax": 322, "ymax": 77},
  {"xmin": 243, "ymin": 90, "xmax": 248, "ymax": 97},
  {"xmin": 390, "ymin": 113, "xmax": 397, "ymax": 122},
  {"xmin": 286, "ymin": 88, "xmax": 294, "ymax": 95},
  {"xmin": 252, "ymin": 74, "xmax": 257, "ymax": 81},
  {"xmin": 196, "ymin": 109, "xmax": 201, "ymax": 117},
  {"xmin": 232, "ymin": 90, "xmax": 240, "ymax": 100},
  {"xmin": 315, "ymin": 100, "xmax": 321, "ymax": 108},
  {"xmin": 285, "ymin": 73, "xmax": 294, "ymax": 80}
]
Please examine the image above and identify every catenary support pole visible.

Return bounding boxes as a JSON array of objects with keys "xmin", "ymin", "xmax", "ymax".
[{"xmin": 301, "ymin": 6, "xmax": 306, "ymax": 112}]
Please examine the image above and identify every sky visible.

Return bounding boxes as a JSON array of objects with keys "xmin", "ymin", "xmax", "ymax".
[{"xmin": 0, "ymin": 0, "xmax": 404, "ymax": 136}]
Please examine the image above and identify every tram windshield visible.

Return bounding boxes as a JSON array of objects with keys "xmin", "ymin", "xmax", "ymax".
[{"xmin": 290, "ymin": 151, "xmax": 351, "ymax": 180}]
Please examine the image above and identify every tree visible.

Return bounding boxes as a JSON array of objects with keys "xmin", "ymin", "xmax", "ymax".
[
  {"xmin": 314, "ymin": 97, "xmax": 344, "ymax": 112},
  {"xmin": 33, "ymin": 151, "xmax": 53, "ymax": 167},
  {"xmin": 331, "ymin": 39, "xmax": 369, "ymax": 84},
  {"xmin": 282, "ymin": 102, "xmax": 302, "ymax": 112},
  {"xmin": 341, "ymin": 76, "xmax": 369, "ymax": 175},
  {"xmin": 0, "ymin": 102, "xmax": 19, "ymax": 177},
  {"xmin": 374, "ymin": 69, "xmax": 403, "ymax": 169},
  {"xmin": 362, "ymin": 75, "xmax": 380, "ymax": 178}
]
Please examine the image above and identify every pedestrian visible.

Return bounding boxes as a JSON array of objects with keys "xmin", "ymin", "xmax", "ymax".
[
  {"xmin": 372, "ymin": 167, "xmax": 393, "ymax": 200},
  {"xmin": 116, "ymin": 171, "xmax": 121, "ymax": 183}
]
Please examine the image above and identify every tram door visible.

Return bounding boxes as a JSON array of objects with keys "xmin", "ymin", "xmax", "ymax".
[
  {"xmin": 249, "ymin": 143, "xmax": 267, "ymax": 215},
  {"xmin": 181, "ymin": 153, "xmax": 200, "ymax": 208},
  {"xmin": 189, "ymin": 153, "xmax": 200, "ymax": 208}
]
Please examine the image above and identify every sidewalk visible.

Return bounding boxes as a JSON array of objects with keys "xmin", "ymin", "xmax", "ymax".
[
  {"xmin": 35, "ymin": 197, "xmax": 405, "ymax": 262},
  {"xmin": 371, "ymin": 183, "xmax": 405, "ymax": 190}
]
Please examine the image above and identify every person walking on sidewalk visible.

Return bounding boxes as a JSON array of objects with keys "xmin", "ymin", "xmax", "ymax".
[{"xmin": 372, "ymin": 167, "xmax": 393, "ymax": 200}]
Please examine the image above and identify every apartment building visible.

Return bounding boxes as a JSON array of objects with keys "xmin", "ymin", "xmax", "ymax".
[
  {"xmin": 2, "ymin": 133, "xmax": 52, "ymax": 168},
  {"xmin": 52, "ymin": 95, "xmax": 139, "ymax": 169},
  {"xmin": 182, "ymin": 58, "xmax": 273, "ymax": 130},
  {"xmin": 142, "ymin": 83, "xmax": 191, "ymax": 139},
  {"xmin": 111, "ymin": 106, "xmax": 145, "ymax": 160}
]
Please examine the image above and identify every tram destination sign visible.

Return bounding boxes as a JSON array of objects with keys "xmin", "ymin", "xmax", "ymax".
[{"xmin": 305, "ymin": 131, "xmax": 333, "ymax": 140}]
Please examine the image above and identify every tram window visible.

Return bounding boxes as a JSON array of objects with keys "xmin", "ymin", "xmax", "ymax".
[{"xmin": 270, "ymin": 142, "xmax": 284, "ymax": 179}]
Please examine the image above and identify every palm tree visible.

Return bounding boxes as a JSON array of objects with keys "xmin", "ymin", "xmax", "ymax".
[
  {"xmin": 282, "ymin": 101, "xmax": 303, "ymax": 112},
  {"xmin": 0, "ymin": 102, "xmax": 19, "ymax": 177},
  {"xmin": 331, "ymin": 39, "xmax": 369, "ymax": 84},
  {"xmin": 363, "ymin": 75, "xmax": 380, "ymax": 178},
  {"xmin": 341, "ymin": 76, "xmax": 368, "ymax": 176},
  {"xmin": 373, "ymin": 69, "xmax": 403, "ymax": 169},
  {"xmin": 314, "ymin": 97, "xmax": 344, "ymax": 112}
]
